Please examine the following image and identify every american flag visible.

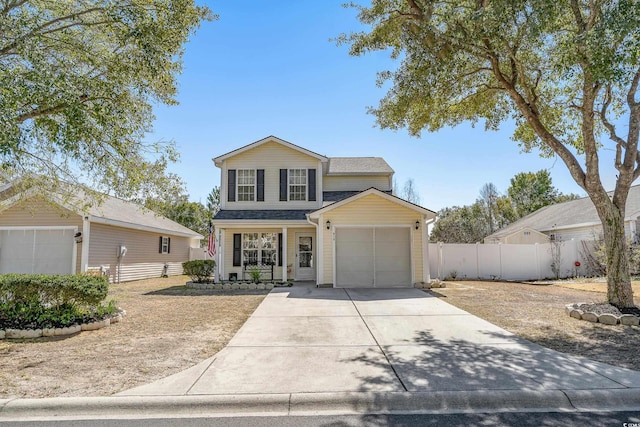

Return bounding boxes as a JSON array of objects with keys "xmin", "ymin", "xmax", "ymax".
[{"xmin": 207, "ymin": 221, "xmax": 216, "ymax": 258}]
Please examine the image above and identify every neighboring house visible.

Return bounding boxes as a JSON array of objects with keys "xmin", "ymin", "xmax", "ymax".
[
  {"xmin": 211, "ymin": 135, "xmax": 436, "ymax": 288},
  {"xmin": 484, "ymin": 184, "xmax": 640, "ymax": 243},
  {"xmin": 483, "ymin": 226, "xmax": 550, "ymax": 244},
  {"xmin": 0, "ymin": 188, "xmax": 203, "ymax": 282}
]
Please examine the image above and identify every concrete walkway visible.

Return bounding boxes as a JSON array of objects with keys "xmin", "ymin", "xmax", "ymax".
[{"xmin": 2, "ymin": 283, "xmax": 640, "ymax": 420}]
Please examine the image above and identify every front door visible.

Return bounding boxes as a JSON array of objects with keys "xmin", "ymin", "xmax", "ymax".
[{"xmin": 295, "ymin": 233, "xmax": 314, "ymax": 280}]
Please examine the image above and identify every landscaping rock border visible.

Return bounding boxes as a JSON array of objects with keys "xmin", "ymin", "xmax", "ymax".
[
  {"xmin": 0, "ymin": 308, "xmax": 126, "ymax": 340},
  {"xmin": 185, "ymin": 281, "xmax": 297, "ymax": 290},
  {"xmin": 565, "ymin": 303, "xmax": 640, "ymax": 326}
]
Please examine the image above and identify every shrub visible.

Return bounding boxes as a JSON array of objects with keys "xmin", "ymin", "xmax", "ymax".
[
  {"xmin": 0, "ymin": 274, "xmax": 111, "ymax": 329},
  {"xmin": 247, "ymin": 266, "xmax": 262, "ymax": 283},
  {"xmin": 182, "ymin": 260, "xmax": 216, "ymax": 283}
]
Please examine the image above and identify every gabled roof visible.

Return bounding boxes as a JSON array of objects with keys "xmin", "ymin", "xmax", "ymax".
[
  {"xmin": 308, "ymin": 187, "xmax": 436, "ymax": 219},
  {"xmin": 213, "ymin": 135, "xmax": 328, "ymax": 166},
  {"xmin": 485, "ymin": 184, "xmax": 640, "ymax": 240},
  {"xmin": 0, "ymin": 188, "xmax": 202, "ymax": 238},
  {"xmin": 326, "ymin": 157, "xmax": 394, "ymax": 175},
  {"xmin": 485, "ymin": 226, "xmax": 549, "ymax": 240}
]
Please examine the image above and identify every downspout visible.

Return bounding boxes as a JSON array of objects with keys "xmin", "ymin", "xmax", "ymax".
[{"xmin": 306, "ymin": 214, "xmax": 320, "ymax": 286}]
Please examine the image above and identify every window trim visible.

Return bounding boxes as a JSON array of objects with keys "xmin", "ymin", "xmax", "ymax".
[
  {"xmin": 236, "ymin": 169, "xmax": 256, "ymax": 202},
  {"xmin": 160, "ymin": 236, "xmax": 170, "ymax": 254},
  {"xmin": 241, "ymin": 232, "xmax": 278, "ymax": 266},
  {"xmin": 287, "ymin": 168, "xmax": 307, "ymax": 202}
]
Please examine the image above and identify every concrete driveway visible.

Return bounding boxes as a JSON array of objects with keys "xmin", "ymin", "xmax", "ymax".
[{"xmin": 121, "ymin": 283, "xmax": 640, "ymax": 398}]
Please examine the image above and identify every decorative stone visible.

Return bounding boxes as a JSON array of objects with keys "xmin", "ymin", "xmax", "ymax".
[
  {"xmin": 565, "ymin": 305, "xmax": 574, "ymax": 315},
  {"xmin": 248, "ymin": 283, "xmax": 257, "ymax": 290},
  {"xmin": 238, "ymin": 283, "xmax": 248, "ymax": 290},
  {"xmin": 42, "ymin": 328, "xmax": 55, "ymax": 337},
  {"xmin": 256, "ymin": 283, "xmax": 265, "ymax": 290},
  {"xmin": 621, "ymin": 314, "xmax": 640, "ymax": 326},
  {"xmin": 569, "ymin": 309, "xmax": 583, "ymax": 319},
  {"xmin": 231, "ymin": 283, "xmax": 240, "ymax": 290},
  {"xmin": 214, "ymin": 284, "xmax": 223, "ymax": 290},
  {"xmin": 598, "ymin": 313, "xmax": 619, "ymax": 325},
  {"xmin": 265, "ymin": 283, "xmax": 274, "ymax": 290},
  {"xmin": 5, "ymin": 329, "xmax": 42, "ymax": 339},
  {"xmin": 581, "ymin": 312, "xmax": 599, "ymax": 323},
  {"xmin": 110, "ymin": 315, "xmax": 121, "ymax": 324},
  {"xmin": 0, "ymin": 330, "xmax": 5, "ymax": 339},
  {"xmin": 222, "ymin": 284, "xmax": 232, "ymax": 290},
  {"xmin": 54, "ymin": 325, "xmax": 81, "ymax": 336},
  {"xmin": 82, "ymin": 318, "xmax": 110, "ymax": 331}
]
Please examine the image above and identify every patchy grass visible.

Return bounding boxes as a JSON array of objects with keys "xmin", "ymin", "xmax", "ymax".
[
  {"xmin": 554, "ymin": 280, "xmax": 640, "ymax": 294},
  {"xmin": 0, "ymin": 275, "xmax": 267, "ymax": 398},
  {"xmin": 434, "ymin": 281, "xmax": 640, "ymax": 371}
]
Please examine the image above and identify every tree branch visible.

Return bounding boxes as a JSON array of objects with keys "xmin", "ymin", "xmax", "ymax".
[{"xmin": 16, "ymin": 95, "xmax": 89, "ymax": 124}]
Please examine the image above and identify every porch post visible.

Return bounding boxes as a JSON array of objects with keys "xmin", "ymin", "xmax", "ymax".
[
  {"xmin": 421, "ymin": 216, "xmax": 430, "ymax": 283},
  {"xmin": 282, "ymin": 227, "xmax": 288, "ymax": 281},
  {"xmin": 218, "ymin": 229, "xmax": 225, "ymax": 282},
  {"xmin": 81, "ymin": 216, "xmax": 90, "ymax": 273}
]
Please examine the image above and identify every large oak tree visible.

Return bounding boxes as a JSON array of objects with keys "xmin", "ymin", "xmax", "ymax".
[
  {"xmin": 0, "ymin": 0, "xmax": 212, "ymax": 200},
  {"xmin": 341, "ymin": 0, "xmax": 639, "ymax": 307}
]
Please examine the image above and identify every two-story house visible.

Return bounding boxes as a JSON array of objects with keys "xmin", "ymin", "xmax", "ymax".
[{"xmin": 211, "ymin": 136, "xmax": 436, "ymax": 288}]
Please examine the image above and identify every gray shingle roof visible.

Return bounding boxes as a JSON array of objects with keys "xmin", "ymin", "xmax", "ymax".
[
  {"xmin": 327, "ymin": 157, "xmax": 394, "ymax": 175},
  {"xmin": 83, "ymin": 195, "xmax": 202, "ymax": 237},
  {"xmin": 486, "ymin": 184, "xmax": 640, "ymax": 239},
  {"xmin": 213, "ymin": 210, "xmax": 311, "ymax": 221}
]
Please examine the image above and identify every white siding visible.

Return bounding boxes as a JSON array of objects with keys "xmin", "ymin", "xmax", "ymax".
[
  {"xmin": 323, "ymin": 175, "xmax": 391, "ymax": 192},
  {"xmin": 222, "ymin": 141, "xmax": 321, "ymax": 210}
]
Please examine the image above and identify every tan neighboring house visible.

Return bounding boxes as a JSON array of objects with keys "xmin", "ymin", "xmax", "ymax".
[
  {"xmin": 211, "ymin": 135, "xmax": 436, "ymax": 287},
  {"xmin": 484, "ymin": 184, "xmax": 640, "ymax": 243},
  {"xmin": 483, "ymin": 226, "xmax": 550, "ymax": 244},
  {"xmin": 0, "ymin": 188, "xmax": 202, "ymax": 282}
]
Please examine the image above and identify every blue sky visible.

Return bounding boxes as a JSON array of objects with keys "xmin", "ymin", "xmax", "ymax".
[{"xmin": 146, "ymin": 0, "xmax": 621, "ymax": 211}]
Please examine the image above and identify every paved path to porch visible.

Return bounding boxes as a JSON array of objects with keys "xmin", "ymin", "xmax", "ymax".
[{"xmin": 120, "ymin": 283, "xmax": 640, "ymax": 403}]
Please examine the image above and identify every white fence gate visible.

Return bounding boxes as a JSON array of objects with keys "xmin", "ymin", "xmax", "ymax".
[{"xmin": 428, "ymin": 240, "xmax": 591, "ymax": 281}]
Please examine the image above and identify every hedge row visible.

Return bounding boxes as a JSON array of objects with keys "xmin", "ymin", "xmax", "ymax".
[
  {"xmin": 182, "ymin": 260, "xmax": 215, "ymax": 283},
  {"xmin": 0, "ymin": 274, "xmax": 112, "ymax": 330}
]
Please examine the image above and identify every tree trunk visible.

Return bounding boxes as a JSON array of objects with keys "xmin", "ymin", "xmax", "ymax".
[{"xmin": 598, "ymin": 201, "xmax": 635, "ymax": 308}]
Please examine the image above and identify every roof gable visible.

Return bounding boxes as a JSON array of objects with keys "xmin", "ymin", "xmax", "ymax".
[
  {"xmin": 213, "ymin": 135, "xmax": 328, "ymax": 166},
  {"xmin": 308, "ymin": 188, "xmax": 436, "ymax": 218}
]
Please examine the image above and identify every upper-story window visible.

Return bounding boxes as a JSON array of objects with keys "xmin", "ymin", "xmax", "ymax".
[
  {"xmin": 289, "ymin": 168, "xmax": 307, "ymax": 201},
  {"xmin": 237, "ymin": 169, "xmax": 255, "ymax": 202}
]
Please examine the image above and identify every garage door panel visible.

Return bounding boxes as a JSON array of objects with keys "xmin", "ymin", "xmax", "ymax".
[
  {"xmin": 335, "ymin": 227, "xmax": 411, "ymax": 288},
  {"xmin": 0, "ymin": 229, "xmax": 74, "ymax": 274}
]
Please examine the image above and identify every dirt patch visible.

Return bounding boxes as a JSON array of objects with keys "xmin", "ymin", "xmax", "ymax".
[
  {"xmin": 0, "ymin": 276, "xmax": 267, "ymax": 398},
  {"xmin": 433, "ymin": 280, "xmax": 640, "ymax": 371},
  {"xmin": 554, "ymin": 280, "xmax": 640, "ymax": 294}
]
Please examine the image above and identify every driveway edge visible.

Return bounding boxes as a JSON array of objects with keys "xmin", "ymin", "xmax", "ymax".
[{"xmin": 2, "ymin": 389, "xmax": 640, "ymax": 421}]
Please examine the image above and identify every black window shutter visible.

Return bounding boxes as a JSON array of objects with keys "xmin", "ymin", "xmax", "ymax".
[
  {"xmin": 279, "ymin": 169, "xmax": 287, "ymax": 201},
  {"xmin": 159, "ymin": 236, "xmax": 163, "ymax": 253},
  {"xmin": 257, "ymin": 169, "xmax": 265, "ymax": 202},
  {"xmin": 233, "ymin": 233, "xmax": 241, "ymax": 266},
  {"xmin": 167, "ymin": 237, "xmax": 171, "ymax": 254},
  {"xmin": 278, "ymin": 233, "xmax": 283, "ymax": 266},
  {"xmin": 308, "ymin": 169, "xmax": 316, "ymax": 201},
  {"xmin": 228, "ymin": 169, "xmax": 236, "ymax": 202}
]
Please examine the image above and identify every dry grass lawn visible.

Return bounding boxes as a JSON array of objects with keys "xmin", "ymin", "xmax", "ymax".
[
  {"xmin": 0, "ymin": 276, "xmax": 267, "ymax": 398},
  {"xmin": 435, "ymin": 280, "xmax": 640, "ymax": 371}
]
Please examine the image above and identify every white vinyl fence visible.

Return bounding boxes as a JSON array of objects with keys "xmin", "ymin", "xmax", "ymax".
[{"xmin": 428, "ymin": 240, "xmax": 594, "ymax": 281}]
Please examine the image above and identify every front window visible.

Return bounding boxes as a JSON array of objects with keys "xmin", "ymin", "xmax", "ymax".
[
  {"xmin": 288, "ymin": 168, "xmax": 306, "ymax": 201},
  {"xmin": 237, "ymin": 169, "xmax": 255, "ymax": 201},
  {"xmin": 243, "ymin": 232, "xmax": 277, "ymax": 265}
]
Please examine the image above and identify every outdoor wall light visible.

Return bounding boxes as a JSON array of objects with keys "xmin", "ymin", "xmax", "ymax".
[
  {"xmin": 415, "ymin": 220, "xmax": 420, "ymax": 230},
  {"xmin": 326, "ymin": 220, "xmax": 331, "ymax": 230}
]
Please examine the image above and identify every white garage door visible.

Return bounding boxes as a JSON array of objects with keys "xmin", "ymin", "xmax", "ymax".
[
  {"xmin": 0, "ymin": 228, "xmax": 75, "ymax": 274},
  {"xmin": 335, "ymin": 227, "xmax": 411, "ymax": 288}
]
